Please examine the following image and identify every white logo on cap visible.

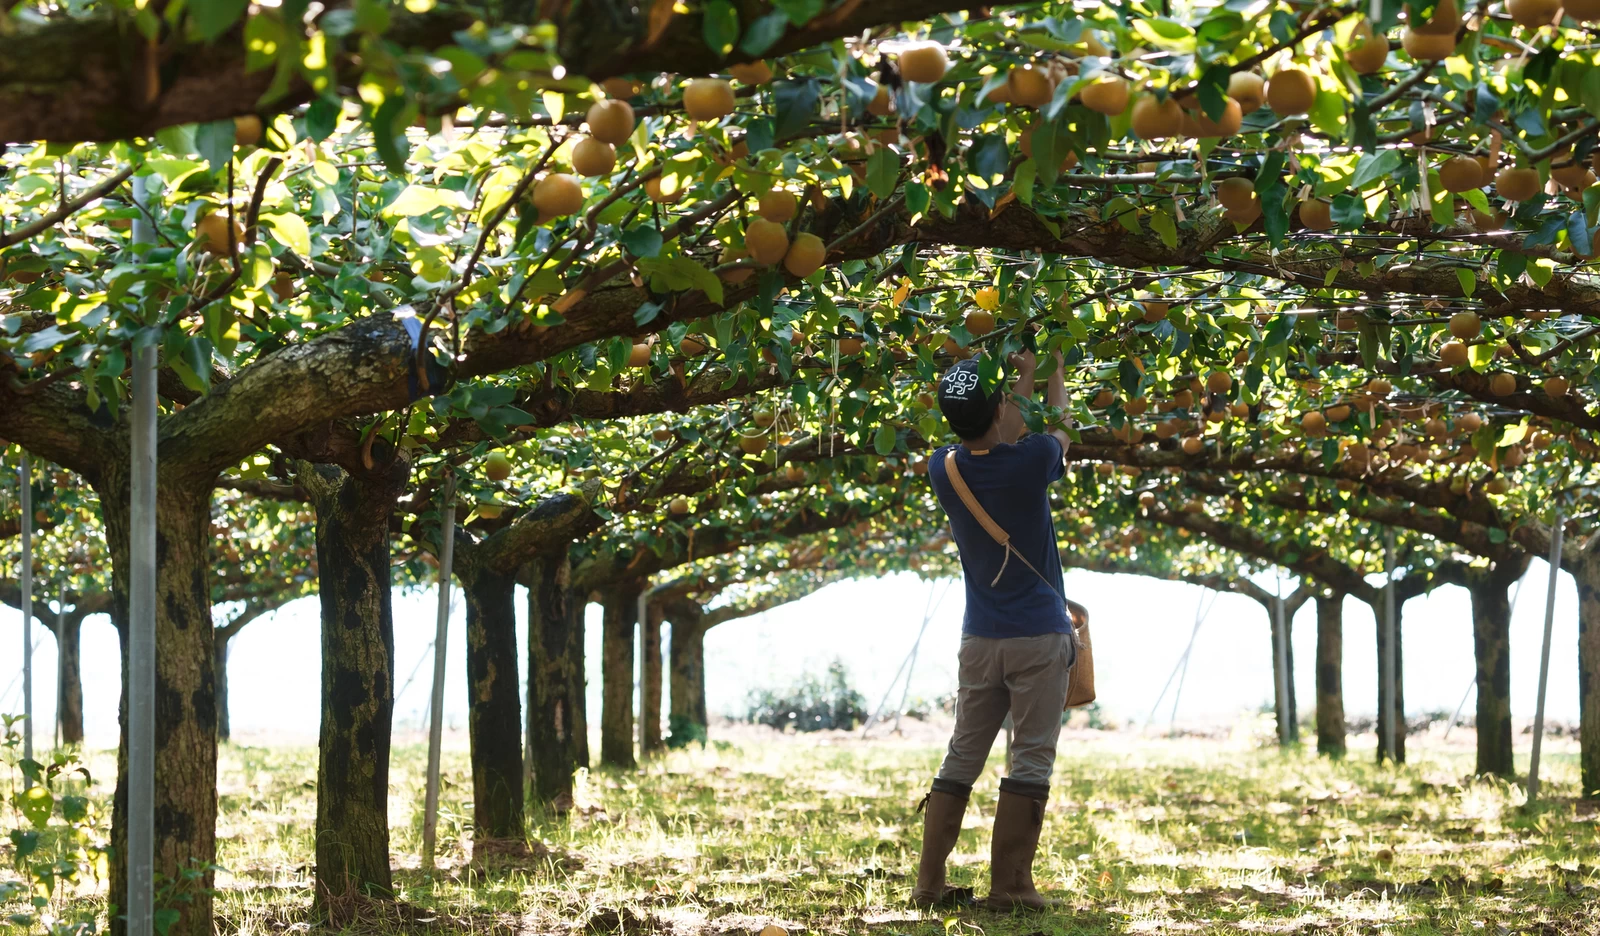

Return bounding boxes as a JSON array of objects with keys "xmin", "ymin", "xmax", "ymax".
[{"xmin": 942, "ymin": 368, "xmax": 981, "ymax": 398}]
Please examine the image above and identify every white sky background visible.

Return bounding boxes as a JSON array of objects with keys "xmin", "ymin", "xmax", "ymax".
[{"xmin": 0, "ymin": 562, "xmax": 1582, "ymax": 748}]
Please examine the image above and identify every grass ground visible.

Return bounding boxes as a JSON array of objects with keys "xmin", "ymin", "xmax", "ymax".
[{"xmin": 5, "ymin": 719, "xmax": 1595, "ymax": 935}]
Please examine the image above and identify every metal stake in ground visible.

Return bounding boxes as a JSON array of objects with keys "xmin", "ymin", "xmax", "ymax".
[
  {"xmin": 127, "ymin": 170, "xmax": 158, "ymax": 936},
  {"xmin": 423, "ymin": 479, "xmax": 457, "ymax": 870},
  {"xmin": 19, "ymin": 454, "xmax": 32, "ymax": 772},
  {"xmin": 1381, "ymin": 530, "xmax": 1397, "ymax": 763},
  {"xmin": 1527, "ymin": 512, "xmax": 1566, "ymax": 804},
  {"xmin": 55, "ymin": 591, "xmax": 65, "ymax": 750},
  {"xmin": 1273, "ymin": 574, "xmax": 1291, "ymax": 747}
]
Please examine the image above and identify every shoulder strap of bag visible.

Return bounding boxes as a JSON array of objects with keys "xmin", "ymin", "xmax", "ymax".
[{"xmin": 943, "ymin": 449, "xmax": 1060, "ymax": 596}]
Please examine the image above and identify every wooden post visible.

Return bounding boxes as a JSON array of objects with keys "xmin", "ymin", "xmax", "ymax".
[
  {"xmin": 127, "ymin": 171, "xmax": 157, "ymax": 936},
  {"xmin": 1381, "ymin": 530, "xmax": 1397, "ymax": 763},
  {"xmin": 1527, "ymin": 512, "xmax": 1565, "ymax": 803},
  {"xmin": 422, "ymin": 480, "xmax": 456, "ymax": 869}
]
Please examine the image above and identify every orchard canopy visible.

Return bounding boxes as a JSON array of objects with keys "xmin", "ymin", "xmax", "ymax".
[{"xmin": 3, "ymin": 0, "xmax": 1600, "ymax": 932}]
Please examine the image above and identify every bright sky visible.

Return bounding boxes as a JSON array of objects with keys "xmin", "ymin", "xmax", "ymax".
[{"xmin": 0, "ymin": 562, "xmax": 1582, "ymax": 749}]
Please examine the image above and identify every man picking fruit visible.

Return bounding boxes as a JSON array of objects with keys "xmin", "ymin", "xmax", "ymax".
[{"xmin": 912, "ymin": 348, "xmax": 1075, "ymax": 912}]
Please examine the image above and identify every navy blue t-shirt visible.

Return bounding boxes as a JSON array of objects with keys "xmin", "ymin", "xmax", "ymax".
[{"xmin": 928, "ymin": 434, "xmax": 1069, "ymax": 639}]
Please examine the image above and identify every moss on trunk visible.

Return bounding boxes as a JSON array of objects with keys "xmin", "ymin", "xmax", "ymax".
[
  {"xmin": 1467, "ymin": 564, "xmax": 1523, "ymax": 777},
  {"xmin": 641, "ymin": 600, "xmax": 664, "ymax": 756},
  {"xmin": 1315, "ymin": 593, "xmax": 1346, "ymax": 759},
  {"xmin": 458, "ymin": 564, "xmax": 525, "ymax": 846},
  {"xmin": 103, "ymin": 478, "xmax": 217, "ymax": 936},
  {"xmin": 524, "ymin": 554, "xmax": 584, "ymax": 805},
  {"xmin": 600, "ymin": 582, "xmax": 642, "ymax": 768},
  {"xmin": 298, "ymin": 460, "xmax": 407, "ymax": 907}
]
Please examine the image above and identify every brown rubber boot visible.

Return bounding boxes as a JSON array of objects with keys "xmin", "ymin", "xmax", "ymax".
[
  {"xmin": 983, "ymin": 782, "xmax": 1061, "ymax": 911},
  {"xmin": 910, "ymin": 780, "xmax": 974, "ymax": 909}
]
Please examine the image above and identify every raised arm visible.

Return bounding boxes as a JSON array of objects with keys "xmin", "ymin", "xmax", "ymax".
[
  {"xmin": 998, "ymin": 350, "xmax": 1037, "ymax": 444},
  {"xmin": 1046, "ymin": 351, "xmax": 1071, "ymax": 454}
]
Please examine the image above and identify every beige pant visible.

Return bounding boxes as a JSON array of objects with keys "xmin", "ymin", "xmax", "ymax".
[{"xmin": 936, "ymin": 632, "xmax": 1074, "ymax": 789}]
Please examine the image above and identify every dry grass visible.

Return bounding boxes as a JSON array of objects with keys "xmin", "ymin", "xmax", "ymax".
[{"xmin": 7, "ymin": 719, "xmax": 1595, "ymax": 935}]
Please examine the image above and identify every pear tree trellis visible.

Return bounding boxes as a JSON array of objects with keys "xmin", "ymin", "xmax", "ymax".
[{"xmin": 4, "ymin": 0, "xmax": 1600, "ymax": 932}]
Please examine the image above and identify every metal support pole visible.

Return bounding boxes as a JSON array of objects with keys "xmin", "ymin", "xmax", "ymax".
[
  {"xmin": 19, "ymin": 454, "xmax": 32, "ymax": 770},
  {"xmin": 1273, "ymin": 577, "xmax": 1291, "ymax": 747},
  {"xmin": 127, "ymin": 169, "xmax": 158, "ymax": 936},
  {"xmin": 55, "ymin": 592, "xmax": 65, "ymax": 750},
  {"xmin": 1527, "ymin": 513, "xmax": 1566, "ymax": 803},
  {"xmin": 422, "ymin": 480, "xmax": 456, "ymax": 869},
  {"xmin": 1382, "ymin": 530, "xmax": 1397, "ymax": 763}
]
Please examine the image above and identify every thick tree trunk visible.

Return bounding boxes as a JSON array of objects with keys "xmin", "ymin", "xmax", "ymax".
[
  {"xmin": 1376, "ymin": 602, "xmax": 1407, "ymax": 764},
  {"xmin": 1269, "ymin": 599, "xmax": 1298, "ymax": 743},
  {"xmin": 1575, "ymin": 554, "xmax": 1600, "ymax": 798},
  {"xmin": 640, "ymin": 600, "xmax": 663, "ymax": 756},
  {"xmin": 525, "ymin": 554, "xmax": 584, "ymax": 806},
  {"xmin": 668, "ymin": 620, "xmax": 708, "ymax": 741},
  {"xmin": 1314, "ymin": 593, "xmax": 1345, "ymax": 758},
  {"xmin": 214, "ymin": 634, "xmax": 231, "ymax": 744},
  {"xmin": 457, "ymin": 564, "xmax": 525, "ymax": 847},
  {"xmin": 103, "ymin": 479, "xmax": 217, "ymax": 936},
  {"xmin": 300, "ymin": 461, "xmax": 405, "ymax": 907},
  {"xmin": 600, "ymin": 582, "xmax": 642, "ymax": 768},
  {"xmin": 1468, "ymin": 570, "xmax": 1518, "ymax": 777},
  {"xmin": 57, "ymin": 611, "xmax": 84, "ymax": 746}
]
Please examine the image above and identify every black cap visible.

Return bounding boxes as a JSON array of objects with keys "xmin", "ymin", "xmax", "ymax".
[{"xmin": 938, "ymin": 359, "xmax": 1002, "ymax": 439}]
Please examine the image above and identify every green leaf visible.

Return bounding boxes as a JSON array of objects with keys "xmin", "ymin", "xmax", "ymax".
[
  {"xmin": 262, "ymin": 213, "xmax": 311, "ymax": 257},
  {"xmin": 1308, "ymin": 90, "xmax": 1345, "ymax": 138},
  {"xmin": 1568, "ymin": 209, "xmax": 1593, "ymax": 255},
  {"xmin": 371, "ymin": 97, "xmax": 410, "ymax": 174},
  {"xmin": 772, "ymin": 79, "xmax": 820, "ymax": 139},
  {"xmin": 967, "ymin": 134, "xmax": 1010, "ymax": 183},
  {"xmin": 1456, "ymin": 267, "xmax": 1476, "ymax": 297},
  {"xmin": 904, "ymin": 181, "xmax": 930, "ymax": 216},
  {"xmin": 1350, "ymin": 149, "xmax": 1402, "ymax": 190},
  {"xmin": 1357, "ymin": 316, "xmax": 1379, "ymax": 367},
  {"xmin": 8, "ymin": 830, "xmax": 37, "ymax": 860},
  {"xmin": 703, "ymin": 0, "xmax": 740, "ymax": 58},
  {"xmin": 382, "ymin": 185, "xmax": 462, "ymax": 219},
  {"xmin": 1148, "ymin": 209, "xmax": 1178, "ymax": 249},
  {"xmin": 873, "ymin": 422, "xmax": 896, "ymax": 456},
  {"xmin": 1195, "ymin": 65, "xmax": 1230, "ymax": 121},
  {"xmin": 1499, "ymin": 422, "xmax": 1529, "ymax": 446},
  {"xmin": 143, "ymin": 159, "xmax": 207, "ymax": 188},
  {"xmin": 1013, "ymin": 160, "xmax": 1036, "ymax": 205},
  {"xmin": 621, "ymin": 227, "xmax": 664, "ymax": 259},
  {"xmin": 1029, "ymin": 118, "xmax": 1074, "ymax": 188},
  {"xmin": 194, "ymin": 120, "xmax": 235, "ymax": 174},
  {"xmin": 772, "ymin": 0, "xmax": 824, "ymax": 26},
  {"xmin": 15, "ymin": 786, "xmax": 51, "ymax": 828},
  {"xmin": 154, "ymin": 909, "xmax": 181, "ymax": 936},
  {"xmin": 1430, "ymin": 174, "xmax": 1455, "ymax": 226},
  {"xmin": 739, "ymin": 11, "xmax": 789, "ymax": 57},
  {"xmin": 1132, "ymin": 17, "xmax": 1195, "ymax": 50},
  {"xmin": 475, "ymin": 165, "xmax": 524, "ymax": 225},
  {"xmin": 1105, "ymin": 197, "xmax": 1141, "ymax": 234},
  {"xmin": 1330, "ymin": 192, "xmax": 1365, "ymax": 229},
  {"xmin": 866, "ymin": 146, "xmax": 898, "ymax": 200},
  {"xmin": 191, "ymin": 0, "xmax": 248, "ymax": 42}
]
